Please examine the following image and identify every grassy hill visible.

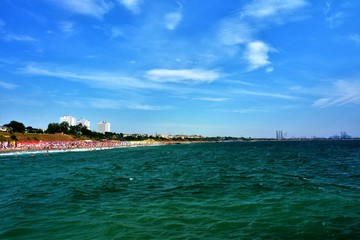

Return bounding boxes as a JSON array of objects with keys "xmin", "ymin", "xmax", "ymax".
[{"xmin": 0, "ymin": 132, "xmax": 83, "ymax": 142}]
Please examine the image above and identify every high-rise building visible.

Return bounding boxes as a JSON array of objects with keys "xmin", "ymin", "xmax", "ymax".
[
  {"xmin": 276, "ymin": 130, "xmax": 284, "ymax": 140},
  {"xmin": 77, "ymin": 118, "xmax": 91, "ymax": 129},
  {"xmin": 98, "ymin": 121, "xmax": 110, "ymax": 133},
  {"xmin": 60, "ymin": 115, "xmax": 77, "ymax": 126}
]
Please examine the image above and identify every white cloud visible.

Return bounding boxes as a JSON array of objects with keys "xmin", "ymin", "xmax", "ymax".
[
  {"xmin": 326, "ymin": 11, "xmax": 345, "ymax": 28},
  {"xmin": 145, "ymin": 69, "xmax": 220, "ymax": 83},
  {"xmin": 323, "ymin": 1, "xmax": 350, "ymax": 28},
  {"xmin": 217, "ymin": 20, "xmax": 255, "ymax": 45},
  {"xmin": 57, "ymin": 98, "xmax": 172, "ymax": 111},
  {"xmin": 312, "ymin": 80, "xmax": 360, "ymax": 107},
  {"xmin": 266, "ymin": 67, "xmax": 274, "ymax": 73},
  {"xmin": 0, "ymin": 80, "xmax": 18, "ymax": 90},
  {"xmin": 243, "ymin": 0, "xmax": 308, "ymax": 19},
  {"xmin": 289, "ymin": 85, "xmax": 302, "ymax": 91},
  {"xmin": 324, "ymin": 1, "xmax": 332, "ymax": 15},
  {"xmin": 57, "ymin": 0, "xmax": 112, "ymax": 18},
  {"xmin": 118, "ymin": 0, "xmax": 142, "ymax": 14},
  {"xmin": 128, "ymin": 104, "xmax": 173, "ymax": 111},
  {"xmin": 312, "ymin": 98, "xmax": 332, "ymax": 108},
  {"xmin": 349, "ymin": 34, "xmax": 360, "ymax": 44},
  {"xmin": 218, "ymin": 108, "xmax": 257, "ymax": 114},
  {"xmin": 165, "ymin": 12, "xmax": 182, "ymax": 30},
  {"xmin": 244, "ymin": 41, "xmax": 272, "ymax": 71},
  {"xmin": 232, "ymin": 89, "xmax": 298, "ymax": 100},
  {"xmin": 214, "ymin": 0, "xmax": 308, "ymax": 72},
  {"xmin": 194, "ymin": 97, "xmax": 229, "ymax": 102},
  {"xmin": 1, "ymin": 33, "xmax": 35, "ymax": 42},
  {"xmin": 20, "ymin": 65, "xmax": 164, "ymax": 90},
  {"xmin": 59, "ymin": 21, "xmax": 75, "ymax": 36}
]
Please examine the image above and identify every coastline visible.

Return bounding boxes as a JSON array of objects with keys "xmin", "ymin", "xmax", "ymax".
[
  {"xmin": 3, "ymin": 138, "xmax": 357, "ymax": 157},
  {"xmin": 0, "ymin": 140, "xmax": 167, "ymax": 157}
]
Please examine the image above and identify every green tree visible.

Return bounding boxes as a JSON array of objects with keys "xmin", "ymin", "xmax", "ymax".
[
  {"xmin": 60, "ymin": 121, "xmax": 70, "ymax": 133},
  {"xmin": 80, "ymin": 125, "xmax": 92, "ymax": 136},
  {"xmin": 69, "ymin": 124, "xmax": 83, "ymax": 136},
  {"xmin": 5, "ymin": 120, "xmax": 25, "ymax": 133},
  {"xmin": 119, "ymin": 133, "xmax": 124, "ymax": 140},
  {"xmin": 46, "ymin": 123, "xmax": 61, "ymax": 134},
  {"xmin": 35, "ymin": 128, "xmax": 44, "ymax": 134},
  {"xmin": 26, "ymin": 126, "xmax": 36, "ymax": 133}
]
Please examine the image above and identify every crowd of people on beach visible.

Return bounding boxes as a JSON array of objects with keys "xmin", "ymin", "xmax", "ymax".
[{"xmin": 0, "ymin": 140, "xmax": 141, "ymax": 154}]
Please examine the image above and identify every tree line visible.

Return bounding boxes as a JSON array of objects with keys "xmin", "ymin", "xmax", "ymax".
[
  {"xmin": 1, "ymin": 120, "xmax": 120, "ymax": 141},
  {"xmin": 1, "ymin": 120, "xmax": 170, "ymax": 141},
  {"xmin": 2, "ymin": 120, "xmax": 239, "ymax": 142}
]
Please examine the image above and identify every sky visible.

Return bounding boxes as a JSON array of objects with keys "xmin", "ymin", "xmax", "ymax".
[{"xmin": 0, "ymin": 0, "xmax": 360, "ymax": 138}]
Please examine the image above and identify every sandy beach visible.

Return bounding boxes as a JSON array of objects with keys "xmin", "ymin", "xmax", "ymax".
[{"xmin": 0, "ymin": 140, "xmax": 163, "ymax": 157}]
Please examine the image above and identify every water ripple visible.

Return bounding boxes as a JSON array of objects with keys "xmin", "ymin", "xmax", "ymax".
[{"xmin": 1, "ymin": 141, "xmax": 360, "ymax": 239}]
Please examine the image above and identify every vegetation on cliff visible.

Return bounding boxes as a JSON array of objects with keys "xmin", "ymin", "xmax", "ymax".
[{"xmin": 1, "ymin": 120, "xmax": 238, "ymax": 142}]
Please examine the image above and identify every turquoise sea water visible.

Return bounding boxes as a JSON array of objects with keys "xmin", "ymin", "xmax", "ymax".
[{"xmin": 1, "ymin": 141, "xmax": 359, "ymax": 239}]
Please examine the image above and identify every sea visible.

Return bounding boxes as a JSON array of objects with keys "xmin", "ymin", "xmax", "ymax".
[{"xmin": 1, "ymin": 141, "xmax": 359, "ymax": 239}]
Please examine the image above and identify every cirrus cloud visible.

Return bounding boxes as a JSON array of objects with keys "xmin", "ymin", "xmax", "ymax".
[
  {"xmin": 215, "ymin": 0, "xmax": 308, "ymax": 72},
  {"xmin": 194, "ymin": 97, "xmax": 229, "ymax": 102},
  {"xmin": 312, "ymin": 80, "xmax": 360, "ymax": 107},
  {"xmin": 145, "ymin": 69, "xmax": 220, "ymax": 83},
  {"xmin": 118, "ymin": 0, "xmax": 142, "ymax": 14},
  {"xmin": 1, "ymin": 33, "xmax": 35, "ymax": 42},
  {"xmin": 0, "ymin": 80, "xmax": 18, "ymax": 90},
  {"xmin": 19, "ymin": 65, "xmax": 164, "ymax": 90},
  {"xmin": 165, "ymin": 12, "xmax": 182, "ymax": 30},
  {"xmin": 243, "ymin": 0, "xmax": 308, "ymax": 19},
  {"xmin": 56, "ymin": 0, "xmax": 113, "ymax": 19}
]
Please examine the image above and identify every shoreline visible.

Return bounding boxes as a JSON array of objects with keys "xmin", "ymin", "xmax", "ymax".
[
  {"xmin": 3, "ymin": 138, "xmax": 357, "ymax": 157},
  {"xmin": 0, "ymin": 140, "xmax": 167, "ymax": 157}
]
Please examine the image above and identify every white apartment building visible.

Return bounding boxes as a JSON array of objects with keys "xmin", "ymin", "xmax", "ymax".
[
  {"xmin": 98, "ymin": 121, "xmax": 110, "ymax": 134},
  {"xmin": 77, "ymin": 118, "xmax": 91, "ymax": 129},
  {"xmin": 60, "ymin": 115, "xmax": 77, "ymax": 126}
]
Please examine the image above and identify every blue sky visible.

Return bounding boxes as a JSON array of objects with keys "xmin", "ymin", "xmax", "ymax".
[{"xmin": 0, "ymin": 0, "xmax": 359, "ymax": 138}]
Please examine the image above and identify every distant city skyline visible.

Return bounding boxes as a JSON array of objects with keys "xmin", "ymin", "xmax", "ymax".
[{"xmin": 0, "ymin": 1, "xmax": 359, "ymax": 138}]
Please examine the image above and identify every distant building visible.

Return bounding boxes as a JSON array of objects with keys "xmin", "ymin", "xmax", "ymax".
[
  {"xmin": 0, "ymin": 126, "xmax": 9, "ymax": 132},
  {"xmin": 276, "ymin": 130, "xmax": 284, "ymax": 140},
  {"xmin": 98, "ymin": 121, "xmax": 110, "ymax": 134},
  {"xmin": 77, "ymin": 118, "xmax": 91, "ymax": 129},
  {"xmin": 340, "ymin": 131, "xmax": 351, "ymax": 139},
  {"xmin": 60, "ymin": 115, "xmax": 77, "ymax": 126}
]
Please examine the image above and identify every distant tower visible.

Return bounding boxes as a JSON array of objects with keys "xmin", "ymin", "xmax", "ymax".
[
  {"xmin": 77, "ymin": 118, "xmax": 91, "ymax": 129},
  {"xmin": 98, "ymin": 121, "xmax": 110, "ymax": 134},
  {"xmin": 276, "ymin": 130, "xmax": 284, "ymax": 140},
  {"xmin": 340, "ymin": 131, "xmax": 350, "ymax": 139},
  {"xmin": 60, "ymin": 115, "xmax": 77, "ymax": 126}
]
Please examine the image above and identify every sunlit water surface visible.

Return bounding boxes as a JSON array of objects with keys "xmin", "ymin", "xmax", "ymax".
[{"xmin": 1, "ymin": 141, "xmax": 359, "ymax": 239}]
